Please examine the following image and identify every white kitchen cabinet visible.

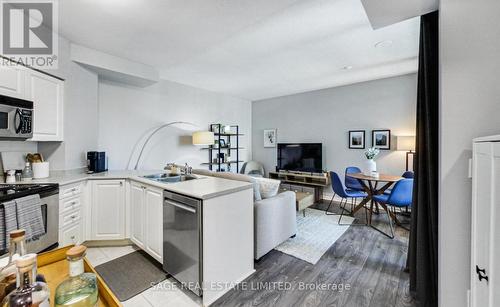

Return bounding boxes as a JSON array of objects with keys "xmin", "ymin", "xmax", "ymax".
[
  {"xmin": 145, "ymin": 187, "xmax": 163, "ymax": 262},
  {"xmin": 90, "ymin": 180, "xmax": 126, "ymax": 240},
  {"xmin": 0, "ymin": 64, "xmax": 27, "ymax": 99},
  {"xmin": 60, "ymin": 223, "xmax": 82, "ymax": 247},
  {"xmin": 471, "ymin": 136, "xmax": 500, "ymax": 307},
  {"xmin": 58, "ymin": 181, "xmax": 85, "ymax": 247},
  {"xmin": 129, "ymin": 180, "xmax": 163, "ymax": 262},
  {"xmin": 27, "ymin": 70, "xmax": 64, "ymax": 141},
  {"xmin": 130, "ymin": 181, "xmax": 145, "ymax": 249}
]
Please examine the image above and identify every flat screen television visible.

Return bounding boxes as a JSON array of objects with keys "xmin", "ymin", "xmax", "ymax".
[{"xmin": 277, "ymin": 143, "xmax": 322, "ymax": 173}]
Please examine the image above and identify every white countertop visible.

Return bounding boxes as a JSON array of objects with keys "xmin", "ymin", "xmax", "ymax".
[{"xmin": 7, "ymin": 169, "xmax": 253, "ymax": 200}]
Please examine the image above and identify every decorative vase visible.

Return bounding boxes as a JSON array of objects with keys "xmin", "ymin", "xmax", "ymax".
[{"xmin": 364, "ymin": 159, "xmax": 377, "ymax": 176}]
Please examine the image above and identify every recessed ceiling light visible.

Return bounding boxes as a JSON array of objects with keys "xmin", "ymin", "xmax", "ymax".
[
  {"xmin": 374, "ymin": 40, "xmax": 393, "ymax": 48},
  {"xmin": 342, "ymin": 66, "xmax": 353, "ymax": 70}
]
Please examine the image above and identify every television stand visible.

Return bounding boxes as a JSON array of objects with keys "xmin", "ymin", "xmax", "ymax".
[{"xmin": 269, "ymin": 171, "xmax": 329, "ymax": 202}]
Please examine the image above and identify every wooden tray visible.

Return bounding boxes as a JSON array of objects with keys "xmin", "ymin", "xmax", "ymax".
[{"xmin": 37, "ymin": 245, "xmax": 121, "ymax": 307}]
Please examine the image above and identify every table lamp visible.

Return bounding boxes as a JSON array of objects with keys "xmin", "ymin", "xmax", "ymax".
[{"xmin": 397, "ymin": 136, "xmax": 416, "ymax": 171}]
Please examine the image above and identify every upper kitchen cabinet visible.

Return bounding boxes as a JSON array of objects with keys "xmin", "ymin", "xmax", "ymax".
[
  {"xmin": 0, "ymin": 64, "xmax": 27, "ymax": 99},
  {"xmin": 27, "ymin": 70, "xmax": 64, "ymax": 141}
]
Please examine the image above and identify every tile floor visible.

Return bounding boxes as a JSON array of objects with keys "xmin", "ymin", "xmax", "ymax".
[{"xmin": 85, "ymin": 245, "xmax": 202, "ymax": 307}]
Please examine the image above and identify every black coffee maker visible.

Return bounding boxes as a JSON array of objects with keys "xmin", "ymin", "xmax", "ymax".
[{"xmin": 87, "ymin": 151, "xmax": 108, "ymax": 173}]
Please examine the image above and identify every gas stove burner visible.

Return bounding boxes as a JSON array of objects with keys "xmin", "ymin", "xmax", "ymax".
[{"xmin": 0, "ymin": 184, "xmax": 59, "ymax": 202}]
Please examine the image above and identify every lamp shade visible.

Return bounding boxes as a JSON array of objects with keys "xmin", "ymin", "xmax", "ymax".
[
  {"xmin": 192, "ymin": 131, "xmax": 214, "ymax": 146},
  {"xmin": 396, "ymin": 136, "xmax": 416, "ymax": 151}
]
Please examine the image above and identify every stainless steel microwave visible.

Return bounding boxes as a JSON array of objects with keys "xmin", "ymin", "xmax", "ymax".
[{"xmin": 0, "ymin": 95, "xmax": 33, "ymax": 140}]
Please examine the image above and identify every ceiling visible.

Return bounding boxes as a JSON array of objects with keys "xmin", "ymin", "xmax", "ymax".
[{"xmin": 59, "ymin": 0, "xmax": 420, "ymax": 101}]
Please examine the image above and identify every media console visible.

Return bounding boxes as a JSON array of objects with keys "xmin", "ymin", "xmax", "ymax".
[{"xmin": 269, "ymin": 171, "xmax": 330, "ymax": 202}]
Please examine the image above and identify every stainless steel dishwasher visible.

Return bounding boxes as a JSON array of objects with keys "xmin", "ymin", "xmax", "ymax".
[{"xmin": 163, "ymin": 191, "xmax": 203, "ymax": 296}]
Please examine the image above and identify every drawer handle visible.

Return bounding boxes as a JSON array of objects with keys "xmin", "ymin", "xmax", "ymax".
[
  {"xmin": 71, "ymin": 188, "xmax": 77, "ymax": 192},
  {"xmin": 476, "ymin": 265, "xmax": 489, "ymax": 282},
  {"xmin": 71, "ymin": 201, "xmax": 77, "ymax": 205},
  {"xmin": 70, "ymin": 215, "xmax": 76, "ymax": 219}
]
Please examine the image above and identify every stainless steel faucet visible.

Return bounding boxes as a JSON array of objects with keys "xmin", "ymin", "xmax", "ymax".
[{"xmin": 164, "ymin": 163, "xmax": 192, "ymax": 175}]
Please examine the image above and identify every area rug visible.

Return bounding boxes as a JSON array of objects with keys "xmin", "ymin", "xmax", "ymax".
[
  {"xmin": 275, "ymin": 208, "xmax": 354, "ymax": 264},
  {"xmin": 95, "ymin": 250, "xmax": 167, "ymax": 301}
]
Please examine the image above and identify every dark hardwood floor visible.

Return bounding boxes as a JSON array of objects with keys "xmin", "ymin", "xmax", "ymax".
[{"xmin": 212, "ymin": 200, "xmax": 415, "ymax": 307}]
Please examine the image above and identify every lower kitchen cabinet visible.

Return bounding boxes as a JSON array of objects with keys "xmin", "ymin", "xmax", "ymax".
[
  {"xmin": 90, "ymin": 180, "xmax": 126, "ymax": 240},
  {"xmin": 129, "ymin": 181, "xmax": 163, "ymax": 262},
  {"xmin": 145, "ymin": 187, "xmax": 163, "ymax": 262},
  {"xmin": 60, "ymin": 223, "xmax": 82, "ymax": 247}
]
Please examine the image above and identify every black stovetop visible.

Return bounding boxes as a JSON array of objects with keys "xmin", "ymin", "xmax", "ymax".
[{"xmin": 0, "ymin": 184, "xmax": 59, "ymax": 202}]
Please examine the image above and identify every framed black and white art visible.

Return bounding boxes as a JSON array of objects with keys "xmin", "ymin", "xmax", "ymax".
[
  {"xmin": 349, "ymin": 130, "xmax": 365, "ymax": 149},
  {"xmin": 372, "ymin": 129, "xmax": 391, "ymax": 150},
  {"xmin": 264, "ymin": 129, "xmax": 277, "ymax": 147}
]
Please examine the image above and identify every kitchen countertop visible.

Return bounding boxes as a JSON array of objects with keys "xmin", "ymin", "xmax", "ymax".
[{"xmin": 5, "ymin": 169, "xmax": 253, "ymax": 200}]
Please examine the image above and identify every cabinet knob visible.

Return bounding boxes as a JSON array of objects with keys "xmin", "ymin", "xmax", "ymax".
[
  {"xmin": 476, "ymin": 265, "xmax": 489, "ymax": 283},
  {"xmin": 70, "ymin": 235, "xmax": 75, "ymax": 240}
]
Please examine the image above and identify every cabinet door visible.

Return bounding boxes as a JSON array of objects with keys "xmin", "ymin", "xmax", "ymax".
[
  {"xmin": 91, "ymin": 180, "xmax": 125, "ymax": 240},
  {"xmin": 472, "ymin": 142, "xmax": 493, "ymax": 307},
  {"xmin": 130, "ymin": 181, "xmax": 145, "ymax": 249},
  {"xmin": 28, "ymin": 70, "xmax": 64, "ymax": 141},
  {"xmin": 145, "ymin": 186, "xmax": 163, "ymax": 262},
  {"xmin": 0, "ymin": 64, "xmax": 26, "ymax": 99}
]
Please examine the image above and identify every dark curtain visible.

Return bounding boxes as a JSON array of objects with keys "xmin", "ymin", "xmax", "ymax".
[{"xmin": 407, "ymin": 11, "xmax": 439, "ymax": 307}]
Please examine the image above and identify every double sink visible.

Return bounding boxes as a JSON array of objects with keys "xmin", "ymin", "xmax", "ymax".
[{"xmin": 142, "ymin": 173, "xmax": 198, "ymax": 184}]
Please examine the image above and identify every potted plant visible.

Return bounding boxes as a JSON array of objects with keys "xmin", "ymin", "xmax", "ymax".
[{"xmin": 364, "ymin": 147, "xmax": 380, "ymax": 176}]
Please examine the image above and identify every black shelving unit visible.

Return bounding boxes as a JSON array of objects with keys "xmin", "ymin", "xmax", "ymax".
[{"xmin": 206, "ymin": 124, "xmax": 243, "ymax": 172}]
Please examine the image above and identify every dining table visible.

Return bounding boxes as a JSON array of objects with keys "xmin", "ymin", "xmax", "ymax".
[{"xmin": 346, "ymin": 172, "xmax": 404, "ymax": 237}]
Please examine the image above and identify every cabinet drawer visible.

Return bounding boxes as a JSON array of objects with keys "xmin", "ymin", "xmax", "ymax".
[
  {"xmin": 289, "ymin": 184, "xmax": 303, "ymax": 192},
  {"xmin": 59, "ymin": 223, "xmax": 81, "ymax": 247},
  {"xmin": 60, "ymin": 208, "xmax": 81, "ymax": 229},
  {"xmin": 302, "ymin": 186, "xmax": 315, "ymax": 194},
  {"xmin": 59, "ymin": 195, "xmax": 81, "ymax": 215},
  {"xmin": 60, "ymin": 182, "xmax": 83, "ymax": 199}
]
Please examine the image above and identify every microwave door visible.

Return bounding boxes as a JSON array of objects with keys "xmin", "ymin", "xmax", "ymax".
[{"xmin": 0, "ymin": 105, "xmax": 16, "ymax": 138}]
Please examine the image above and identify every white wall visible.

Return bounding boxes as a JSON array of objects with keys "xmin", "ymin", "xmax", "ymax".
[
  {"xmin": 439, "ymin": 1, "xmax": 500, "ymax": 306},
  {"xmin": 37, "ymin": 36, "xmax": 99, "ymax": 170},
  {"xmin": 98, "ymin": 79, "xmax": 252, "ymax": 170},
  {"xmin": 252, "ymin": 74, "xmax": 417, "ymax": 181}
]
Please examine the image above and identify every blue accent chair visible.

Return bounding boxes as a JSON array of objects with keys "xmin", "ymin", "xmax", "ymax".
[
  {"xmin": 345, "ymin": 167, "xmax": 364, "ymax": 192},
  {"xmin": 326, "ymin": 171, "xmax": 368, "ymax": 225},
  {"xmin": 373, "ymin": 179, "xmax": 413, "ymax": 238}
]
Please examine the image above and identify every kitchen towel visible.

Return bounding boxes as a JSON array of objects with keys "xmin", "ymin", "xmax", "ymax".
[
  {"xmin": 15, "ymin": 194, "xmax": 45, "ymax": 242},
  {"xmin": 0, "ymin": 200, "xmax": 19, "ymax": 250}
]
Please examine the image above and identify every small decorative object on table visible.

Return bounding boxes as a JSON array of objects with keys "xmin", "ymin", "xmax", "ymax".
[
  {"xmin": 1, "ymin": 254, "xmax": 50, "ymax": 307},
  {"xmin": 363, "ymin": 147, "xmax": 380, "ymax": 176},
  {"xmin": 219, "ymin": 139, "xmax": 226, "ymax": 148},
  {"xmin": 54, "ymin": 245, "xmax": 98, "ymax": 307}
]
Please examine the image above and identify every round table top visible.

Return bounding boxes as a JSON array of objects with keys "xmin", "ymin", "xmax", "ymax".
[{"xmin": 347, "ymin": 172, "xmax": 403, "ymax": 182}]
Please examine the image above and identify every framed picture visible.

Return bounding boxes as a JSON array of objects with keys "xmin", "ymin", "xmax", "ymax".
[
  {"xmin": 349, "ymin": 130, "xmax": 365, "ymax": 149},
  {"xmin": 219, "ymin": 139, "xmax": 226, "ymax": 148},
  {"xmin": 372, "ymin": 130, "xmax": 391, "ymax": 150},
  {"xmin": 264, "ymin": 129, "xmax": 277, "ymax": 147}
]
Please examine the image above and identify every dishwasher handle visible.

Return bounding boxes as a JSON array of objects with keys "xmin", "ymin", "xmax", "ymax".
[{"xmin": 164, "ymin": 199, "xmax": 196, "ymax": 213}]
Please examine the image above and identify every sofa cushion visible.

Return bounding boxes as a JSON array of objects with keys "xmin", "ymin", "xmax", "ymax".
[
  {"xmin": 254, "ymin": 177, "xmax": 281, "ymax": 199},
  {"xmin": 211, "ymin": 172, "xmax": 262, "ymax": 201}
]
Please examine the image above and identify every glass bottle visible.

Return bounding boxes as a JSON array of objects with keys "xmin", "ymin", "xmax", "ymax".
[
  {"xmin": 1, "ymin": 254, "xmax": 50, "ymax": 307},
  {"xmin": 54, "ymin": 246, "xmax": 98, "ymax": 307},
  {"xmin": 21, "ymin": 163, "xmax": 32, "ymax": 182},
  {"xmin": 0, "ymin": 230, "xmax": 28, "ymax": 302}
]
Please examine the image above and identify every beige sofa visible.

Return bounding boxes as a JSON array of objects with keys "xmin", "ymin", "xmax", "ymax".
[{"xmin": 193, "ymin": 169, "xmax": 297, "ymax": 260}]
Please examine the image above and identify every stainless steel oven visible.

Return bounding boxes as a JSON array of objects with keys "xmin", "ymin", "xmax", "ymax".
[
  {"xmin": 0, "ymin": 184, "xmax": 59, "ymax": 257},
  {"xmin": 0, "ymin": 94, "xmax": 33, "ymax": 140}
]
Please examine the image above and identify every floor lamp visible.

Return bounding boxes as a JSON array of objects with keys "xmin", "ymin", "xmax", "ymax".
[
  {"xmin": 129, "ymin": 121, "xmax": 214, "ymax": 170},
  {"xmin": 397, "ymin": 136, "xmax": 416, "ymax": 172}
]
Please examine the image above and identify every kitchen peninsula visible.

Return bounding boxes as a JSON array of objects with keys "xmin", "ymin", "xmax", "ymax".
[{"xmin": 23, "ymin": 169, "xmax": 255, "ymax": 306}]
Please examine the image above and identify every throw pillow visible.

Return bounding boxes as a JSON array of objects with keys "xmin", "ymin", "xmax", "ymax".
[{"xmin": 254, "ymin": 177, "xmax": 281, "ymax": 199}]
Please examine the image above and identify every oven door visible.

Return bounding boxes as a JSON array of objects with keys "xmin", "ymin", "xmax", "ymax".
[
  {"xmin": 26, "ymin": 191, "xmax": 59, "ymax": 254},
  {"xmin": 0, "ymin": 105, "xmax": 17, "ymax": 138}
]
